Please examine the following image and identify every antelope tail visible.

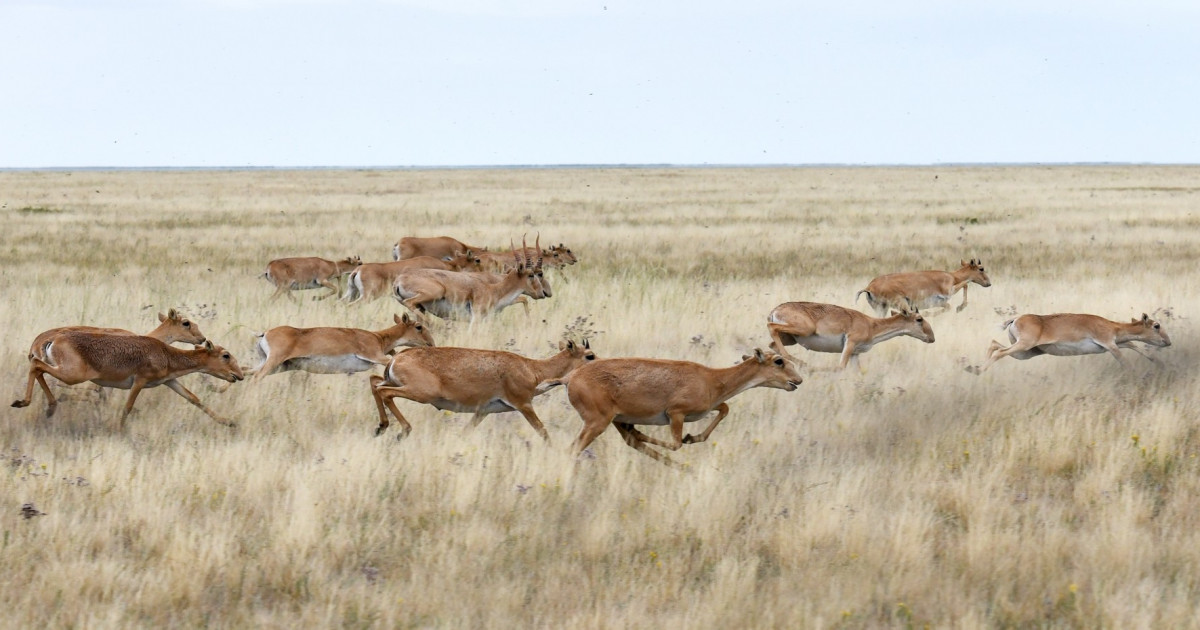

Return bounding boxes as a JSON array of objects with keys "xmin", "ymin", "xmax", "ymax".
[
  {"xmin": 999, "ymin": 318, "xmax": 1016, "ymax": 330},
  {"xmin": 343, "ymin": 270, "xmax": 363, "ymax": 302},
  {"xmin": 855, "ymin": 289, "xmax": 871, "ymax": 304}
]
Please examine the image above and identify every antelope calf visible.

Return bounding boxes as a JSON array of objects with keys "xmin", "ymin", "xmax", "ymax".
[
  {"xmin": 343, "ymin": 252, "xmax": 482, "ymax": 304},
  {"xmin": 856, "ymin": 258, "xmax": 991, "ymax": 315},
  {"xmin": 976, "ymin": 312, "xmax": 1171, "ymax": 372},
  {"xmin": 262, "ymin": 255, "xmax": 362, "ymax": 301},
  {"xmin": 248, "ymin": 313, "xmax": 434, "ymax": 381},
  {"xmin": 556, "ymin": 349, "xmax": 802, "ymax": 466},
  {"xmin": 768, "ymin": 301, "xmax": 935, "ymax": 371},
  {"xmin": 393, "ymin": 236, "xmax": 482, "ymax": 261},
  {"xmin": 370, "ymin": 339, "xmax": 596, "ymax": 439},
  {"xmin": 28, "ymin": 308, "xmax": 205, "ymax": 362},
  {"xmin": 392, "ymin": 240, "xmax": 550, "ymax": 321},
  {"xmin": 12, "ymin": 333, "xmax": 243, "ymax": 428}
]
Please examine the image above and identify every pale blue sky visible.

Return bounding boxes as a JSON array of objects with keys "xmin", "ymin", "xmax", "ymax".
[{"xmin": 2, "ymin": 1, "xmax": 1197, "ymax": 167}]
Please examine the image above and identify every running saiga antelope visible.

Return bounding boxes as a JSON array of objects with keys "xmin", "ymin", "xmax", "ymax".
[
  {"xmin": 392, "ymin": 236, "xmax": 483, "ymax": 261},
  {"xmin": 767, "ymin": 301, "xmax": 935, "ymax": 371},
  {"xmin": 392, "ymin": 239, "xmax": 550, "ymax": 321},
  {"xmin": 27, "ymin": 308, "xmax": 205, "ymax": 362},
  {"xmin": 262, "ymin": 255, "xmax": 362, "ymax": 301},
  {"xmin": 247, "ymin": 313, "xmax": 434, "ymax": 381},
  {"xmin": 975, "ymin": 312, "xmax": 1171, "ymax": 372},
  {"xmin": 12, "ymin": 333, "xmax": 243, "ymax": 428},
  {"xmin": 370, "ymin": 339, "xmax": 596, "ymax": 439},
  {"xmin": 342, "ymin": 251, "xmax": 482, "ymax": 304},
  {"xmin": 554, "ymin": 349, "xmax": 802, "ymax": 466},
  {"xmin": 856, "ymin": 258, "xmax": 991, "ymax": 315}
]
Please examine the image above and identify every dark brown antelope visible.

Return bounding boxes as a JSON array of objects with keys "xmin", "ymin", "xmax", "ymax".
[
  {"xmin": 553, "ymin": 349, "xmax": 802, "ymax": 466},
  {"xmin": 12, "ymin": 333, "xmax": 243, "ymax": 428}
]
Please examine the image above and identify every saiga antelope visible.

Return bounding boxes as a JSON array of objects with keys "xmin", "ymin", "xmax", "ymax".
[
  {"xmin": 975, "ymin": 312, "xmax": 1171, "ymax": 372},
  {"xmin": 370, "ymin": 339, "xmax": 596, "ymax": 439},
  {"xmin": 393, "ymin": 236, "xmax": 482, "ymax": 262},
  {"xmin": 27, "ymin": 308, "xmax": 205, "ymax": 363},
  {"xmin": 767, "ymin": 302, "xmax": 935, "ymax": 371},
  {"xmin": 262, "ymin": 255, "xmax": 362, "ymax": 301},
  {"xmin": 247, "ymin": 313, "xmax": 434, "ymax": 381},
  {"xmin": 342, "ymin": 252, "xmax": 482, "ymax": 304},
  {"xmin": 12, "ymin": 333, "xmax": 243, "ymax": 428},
  {"xmin": 392, "ymin": 239, "xmax": 550, "ymax": 321},
  {"xmin": 555, "ymin": 349, "xmax": 802, "ymax": 466},
  {"xmin": 856, "ymin": 258, "xmax": 991, "ymax": 315}
]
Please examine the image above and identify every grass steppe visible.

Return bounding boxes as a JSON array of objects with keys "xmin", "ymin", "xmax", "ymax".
[{"xmin": 1, "ymin": 166, "xmax": 1198, "ymax": 628}]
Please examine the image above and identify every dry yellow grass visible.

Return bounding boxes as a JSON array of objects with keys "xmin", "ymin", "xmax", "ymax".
[{"xmin": 2, "ymin": 166, "xmax": 1198, "ymax": 627}]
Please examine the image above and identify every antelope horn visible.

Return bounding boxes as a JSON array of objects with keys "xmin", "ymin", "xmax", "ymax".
[
  {"xmin": 535, "ymin": 234, "xmax": 543, "ymax": 270},
  {"xmin": 510, "ymin": 239, "xmax": 521, "ymax": 270},
  {"xmin": 522, "ymin": 235, "xmax": 531, "ymax": 269}
]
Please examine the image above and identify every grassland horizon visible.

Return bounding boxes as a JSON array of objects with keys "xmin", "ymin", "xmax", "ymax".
[{"xmin": 2, "ymin": 166, "xmax": 1197, "ymax": 627}]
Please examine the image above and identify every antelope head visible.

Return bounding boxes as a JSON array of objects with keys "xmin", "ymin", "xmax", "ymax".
[
  {"xmin": 892, "ymin": 307, "xmax": 936, "ymax": 344},
  {"xmin": 740, "ymin": 348, "xmax": 803, "ymax": 391},
  {"xmin": 159, "ymin": 308, "xmax": 207, "ymax": 345},
  {"xmin": 200, "ymin": 340, "xmax": 244, "ymax": 383},
  {"xmin": 960, "ymin": 258, "xmax": 992, "ymax": 287},
  {"xmin": 1132, "ymin": 313, "xmax": 1171, "ymax": 347}
]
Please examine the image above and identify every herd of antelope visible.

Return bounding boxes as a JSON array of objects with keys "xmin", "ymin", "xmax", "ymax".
[{"xmin": 12, "ymin": 235, "xmax": 1172, "ymax": 465}]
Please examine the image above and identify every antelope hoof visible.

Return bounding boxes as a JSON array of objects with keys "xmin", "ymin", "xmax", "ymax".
[
  {"xmin": 682, "ymin": 435, "xmax": 698, "ymax": 445},
  {"xmin": 374, "ymin": 425, "xmax": 387, "ymax": 437},
  {"xmin": 45, "ymin": 404, "xmax": 59, "ymax": 418},
  {"xmin": 11, "ymin": 400, "xmax": 29, "ymax": 408},
  {"xmin": 964, "ymin": 365, "xmax": 982, "ymax": 375}
]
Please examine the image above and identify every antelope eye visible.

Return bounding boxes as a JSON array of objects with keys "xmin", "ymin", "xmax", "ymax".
[
  {"xmin": 183, "ymin": 321, "xmax": 191, "ymax": 327},
  {"xmin": 979, "ymin": 267, "xmax": 985, "ymax": 272},
  {"xmin": 222, "ymin": 353, "xmax": 231, "ymax": 360},
  {"xmin": 916, "ymin": 317, "xmax": 924, "ymax": 323},
  {"xmin": 1154, "ymin": 323, "xmax": 1160, "ymax": 329},
  {"xmin": 585, "ymin": 353, "xmax": 595, "ymax": 360},
  {"xmin": 773, "ymin": 357, "xmax": 784, "ymax": 366},
  {"xmin": 415, "ymin": 324, "xmax": 423, "ymax": 331}
]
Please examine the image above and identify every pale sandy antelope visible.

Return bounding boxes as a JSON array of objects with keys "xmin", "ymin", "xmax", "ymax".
[
  {"xmin": 247, "ymin": 313, "xmax": 434, "ymax": 381},
  {"xmin": 975, "ymin": 312, "xmax": 1171, "ymax": 372},
  {"xmin": 392, "ymin": 236, "xmax": 482, "ymax": 262},
  {"xmin": 856, "ymin": 258, "xmax": 991, "ymax": 315},
  {"xmin": 262, "ymin": 255, "xmax": 362, "ymax": 301},
  {"xmin": 343, "ymin": 252, "xmax": 482, "ymax": 304},
  {"xmin": 12, "ymin": 333, "xmax": 243, "ymax": 428},
  {"xmin": 768, "ymin": 302, "xmax": 935, "ymax": 371},
  {"xmin": 27, "ymin": 308, "xmax": 205, "ymax": 363},
  {"xmin": 392, "ymin": 239, "xmax": 550, "ymax": 321},
  {"xmin": 554, "ymin": 349, "xmax": 801, "ymax": 466},
  {"xmin": 370, "ymin": 339, "xmax": 596, "ymax": 439}
]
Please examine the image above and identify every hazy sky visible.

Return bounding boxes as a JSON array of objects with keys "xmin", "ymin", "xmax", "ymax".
[{"xmin": 3, "ymin": 1, "xmax": 1197, "ymax": 167}]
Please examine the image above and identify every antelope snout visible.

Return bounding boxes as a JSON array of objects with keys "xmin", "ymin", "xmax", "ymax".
[{"xmin": 786, "ymin": 379, "xmax": 802, "ymax": 391}]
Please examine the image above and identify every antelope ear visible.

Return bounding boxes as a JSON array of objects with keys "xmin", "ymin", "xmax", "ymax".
[
  {"xmin": 754, "ymin": 348, "xmax": 766, "ymax": 363},
  {"xmin": 1141, "ymin": 313, "xmax": 1150, "ymax": 322},
  {"xmin": 960, "ymin": 259, "xmax": 967, "ymax": 267},
  {"xmin": 159, "ymin": 311, "xmax": 168, "ymax": 323},
  {"xmin": 583, "ymin": 338, "xmax": 590, "ymax": 349},
  {"xmin": 204, "ymin": 340, "xmax": 215, "ymax": 352}
]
